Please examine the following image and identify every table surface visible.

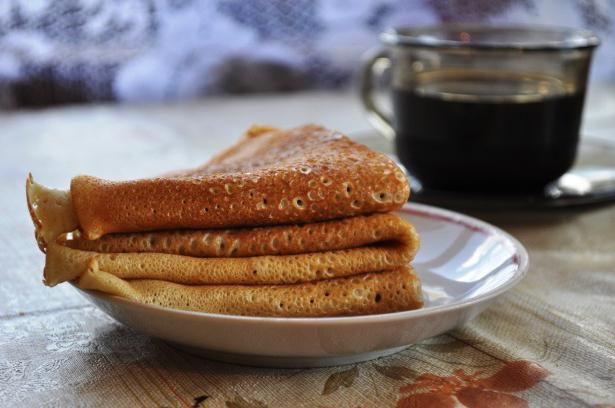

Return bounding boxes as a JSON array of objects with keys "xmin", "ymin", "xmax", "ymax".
[{"xmin": 1, "ymin": 85, "xmax": 614, "ymax": 407}]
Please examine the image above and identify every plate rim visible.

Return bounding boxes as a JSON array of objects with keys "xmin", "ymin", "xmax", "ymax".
[{"xmin": 72, "ymin": 202, "xmax": 529, "ymax": 326}]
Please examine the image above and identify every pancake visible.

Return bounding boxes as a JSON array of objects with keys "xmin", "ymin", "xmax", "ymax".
[
  {"xmin": 45, "ymin": 239, "xmax": 414, "ymax": 286},
  {"xmin": 70, "ymin": 125, "xmax": 410, "ymax": 239},
  {"xmin": 26, "ymin": 124, "xmax": 423, "ymax": 317},
  {"xmin": 64, "ymin": 212, "xmax": 415, "ymax": 258},
  {"xmin": 28, "ymin": 177, "xmax": 419, "ymax": 286},
  {"xmin": 78, "ymin": 262, "xmax": 422, "ymax": 317}
]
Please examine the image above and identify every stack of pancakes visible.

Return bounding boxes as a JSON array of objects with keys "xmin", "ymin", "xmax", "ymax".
[{"xmin": 27, "ymin": 125, "xmax": 422, "ymax": 317}]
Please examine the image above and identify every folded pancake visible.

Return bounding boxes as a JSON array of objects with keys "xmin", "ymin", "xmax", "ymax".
[
  {"xmin": 70, "ymin": 125, "xmax": 410, "ymax": 240},
  {"xmin": 77, "ymin": 262, "xmax": 422, "ymax": 317},
  {"xmin": 26, "ymin": 124, "xmax": 423, "ymax": 317},
  {"xmin": 27, "ymin": 177, "xmax": 418, "ymax": 287},
  {"xmin": 64, "ymin": 212, "xmax": 415, "ymax": 258},
  {"xmin": 28, "ymin": 180, "xmax": 423, "ymax": 317}
]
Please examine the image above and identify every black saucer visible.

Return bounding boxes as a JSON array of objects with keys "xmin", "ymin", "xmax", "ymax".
[{"xmin": 409, "ymin": 167, "xmax": 615, "ymax": 209}]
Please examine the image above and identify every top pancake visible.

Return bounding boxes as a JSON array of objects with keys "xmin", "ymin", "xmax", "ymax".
[{"xmin": 71, "ymin": 125, "xmax": 410, "ymax": 239}]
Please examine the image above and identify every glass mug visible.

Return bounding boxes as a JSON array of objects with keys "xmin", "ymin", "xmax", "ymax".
[{"xmin": 361, "ymin": 25, "xmax": 599, "ymax": 192}]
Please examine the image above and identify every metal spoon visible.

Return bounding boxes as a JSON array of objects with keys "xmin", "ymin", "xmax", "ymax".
[{"xmin": 546, "ymin": 166, "xmax": 615, "ymax": 199}]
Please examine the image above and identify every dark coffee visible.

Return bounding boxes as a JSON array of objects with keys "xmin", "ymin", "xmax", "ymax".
[{"xmin": 393, "ymin": 70, "xmax": 585, "ymax": 192}]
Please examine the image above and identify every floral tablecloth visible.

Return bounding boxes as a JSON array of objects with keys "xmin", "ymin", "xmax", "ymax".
[{"xmin": 1, "ymin": 90, "xmax": 614, "ymax": 407}]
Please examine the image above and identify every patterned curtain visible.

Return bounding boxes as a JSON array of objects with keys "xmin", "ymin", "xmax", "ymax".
[{"xmin": 0, "ymin": 0, "xmax": 613, "ymax": 106}]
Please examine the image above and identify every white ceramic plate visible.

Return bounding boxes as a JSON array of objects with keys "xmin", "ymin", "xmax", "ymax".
[{"xmin": 75, "ymin": 203, "xmax": 528, "ymax": 368}]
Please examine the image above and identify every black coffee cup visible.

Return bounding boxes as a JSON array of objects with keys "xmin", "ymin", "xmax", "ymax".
[{"xmin": 361, "ymin": 25, "xmax": 599, "ymax": 192}]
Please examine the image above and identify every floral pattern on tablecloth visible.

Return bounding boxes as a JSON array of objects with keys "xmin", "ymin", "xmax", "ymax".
[{"xmin": 395, "ymin": 360, "xmax": 549, "ymax": 408}]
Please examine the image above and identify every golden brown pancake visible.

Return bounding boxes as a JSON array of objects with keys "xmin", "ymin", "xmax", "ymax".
[
  {"xmin": 29, "ymin": 178, "xmax": 418, "ymax": 287},
  {"xmin": 26, "ymin": 125, "xmax": 423, "ymax": 317},
  {"xmin": 46, "ymin": 237, "xmax": 415, "ymax": 286},
  {"xmin": 70, "ymin": 125, "xmax": 409, "ymax": 240},
  {"xmin": 78, "ymin": 262, "xmax": 422, "ymax": 317},
  {"xmin": 65, "ymin": 213, "xmax": 414, "ymax": 258}
]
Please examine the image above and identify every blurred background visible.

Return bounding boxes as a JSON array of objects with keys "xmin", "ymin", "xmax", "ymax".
[{"xmin": 0, "ymin": 0, "xmax": 613, "ymax": 108}]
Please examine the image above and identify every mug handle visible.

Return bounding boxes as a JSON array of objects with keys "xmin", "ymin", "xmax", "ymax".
[{"xmin": 360, "ymin": 48, "xmax": 395, "ymax": 140}]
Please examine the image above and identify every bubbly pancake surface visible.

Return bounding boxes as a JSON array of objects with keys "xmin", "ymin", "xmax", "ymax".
[
  {"xmin": 70, "ymin": 125, "xmax": 410, "ymax": 240},
  {"xmin": 64, "ymin": 213, "xmax": 416, "ymax": 257},
  {"xmin": 26, "ymin": 125, "xmax": 423, "ymax": 317},
  {"xmin": 78, "ymin": 263, "xmax": 422, "ymax": 317}
]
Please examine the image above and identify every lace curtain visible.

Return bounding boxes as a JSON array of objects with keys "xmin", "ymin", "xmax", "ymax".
[{"xmin": 0, "ymin": 0, "xmax": 613, "ymax": 106}]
